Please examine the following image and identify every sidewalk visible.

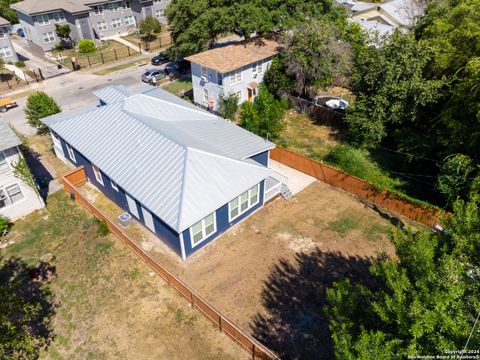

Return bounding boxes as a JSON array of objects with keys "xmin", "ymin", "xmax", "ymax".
[
  {"xmin": 104, "ymin": 34, "xmax": 150, "ymax": 55},
  {"xmin": 4, "ymin": 64, "xmax": 33, "ymax": 82}
]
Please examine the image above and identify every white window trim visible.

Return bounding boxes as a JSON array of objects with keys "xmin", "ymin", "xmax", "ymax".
[
  {"xmin": 230, "ymin": 69, "xmax": 242, "ymax": 85},
  {"xmin": 0, "ymin": 150, "xmax": 11, "ymax": 173},
  {"xmin": 124, "ymin": 16, "xmax": 135, "ymax": 26},
  {"xmin": 203, "ymin": 88, "xmax": 209, "ymax": 103},
  {"xmin": 111, "ymin": 180, "xmax": 119, "ymax": 191},
  {"xmin": 66, "ymin": 144, "xmax": 76, "ymax": 162},
  {"xmin": 0, "ymin": 46, "xmax": 12, "ymax": 59},
  {"xmin": 93, "ymin": 165, "xmax": 104, "ymax": 185},
  {"xmin": 0, "ymin": 183, "xmax": 26, "ymax": 210},
  {"xmin": 0, "ymin": 29, "xmax": 5, "ymax": 39},
  {"xmin": 36, "ymin": 14, "xmax": 51, "ymax": 26},
  {"xmin": 42, "ymin": 32, "xmax": 55, "ymax": 43},
  {"xmin": 228, "ymin": 183, "xmax": 260, "ymax": 222},
  {"xmin": 97, "ymin": 21, "xmax": 108, "ymax": 31},
  {"xmin": 189, "ymin": 212, "xmax": 217, "ymax": 248},
  {"xmin": 111, "ymin": 18, "xmax": 122, "ymax": 28}
]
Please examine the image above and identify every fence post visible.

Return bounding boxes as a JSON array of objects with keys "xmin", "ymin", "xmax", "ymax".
[
  {"xmin": 100, "ymin": 53, "xmax": 105, "ymax": 64},
  {"xmin": 38, "ymin": 68, "xmax": 44, "ymax": 80},
  {"xmin": 127, "ymin": 46, "xmax": 131, "ymax": 57},
  {"xmin": 159, "ymin": 37, "xmax": 161, "ymax": 48},
  {"xmin": 139, "ymin": 44, "xmax": 142, "ymax": 53},
  {"xmin": 87, "ymin": 56, "xmax": 91, "ymax": 67},
  {"xmin": 114, "ymin": 49, "xmax": 118, "ymax": 61}
]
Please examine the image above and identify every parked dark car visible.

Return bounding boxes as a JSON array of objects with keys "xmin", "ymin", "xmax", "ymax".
[
  {"xmin": 151, "ymin": 52, "xmax": 169, "ymax": 66},
  {"xmin": 16, "ymin": 28, "xmax": 25, "ymax": 37},
  {"xmin": 141, "ymin": 69, "xmax": 166, "ymax": 83}
]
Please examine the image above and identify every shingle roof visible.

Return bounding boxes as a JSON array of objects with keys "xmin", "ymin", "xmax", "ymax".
[
  {"xmin": 11, "ymin": 0, "xmax": 90, "ymax": 15},
  {"xmin": 0, "ymin": 121, "xmax": 21, "ymax": 152},
  {"xmin": 351, "ymin": 0, "xmax": 414, "ymax": 27},
  {"xmin": 42, "ymin": 87, "xmax": 273, "ymax": 232},
  {"xmin": 0, "ymin": 16, "xmax": 10, "ymax": 27},
  {"xmin": 185, "ymin": 37, "xmax": 282, "ymax": 73}
]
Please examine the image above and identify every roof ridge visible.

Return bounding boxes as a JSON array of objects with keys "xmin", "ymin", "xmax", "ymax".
[{"xmin": 175, "ymin": 148, "xmax": 191, "ymax": 232}]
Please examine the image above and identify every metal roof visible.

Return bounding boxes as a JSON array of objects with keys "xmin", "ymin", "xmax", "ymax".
[
  {"xmin": 92, "ymin": 85, "xmax": 134, "ymax": 105},
  {"xmin": 42, "ymin": 87, "xmax": 274, "ymax": 232},
  {"xmin": 0, "ymin": 16, "xmax": 10, "ymax": 27},
  {"xmin": 0, "ymin": 121, "xmax": 21, "ymax": 152},
  {"xmin": 11, "ymin": 0, "xmax": 91, "ymax": 15}
]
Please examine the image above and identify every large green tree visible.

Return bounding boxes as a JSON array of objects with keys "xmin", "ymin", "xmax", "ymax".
[
  {"xmin": 24, "ymin": 92, "xmax": 61, "ymax": 132},
  {"xmin": 0, "ymin": 0, "xmax": 21, "ymax": 24},
  {"xmin": 326, "ymin": 193, "xmax": 480, "ymax": 359}
]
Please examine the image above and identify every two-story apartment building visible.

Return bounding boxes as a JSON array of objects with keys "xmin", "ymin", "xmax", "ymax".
[
  {"xmin": 185, "ymin": 37, "xmax": 282, "ymax": 112},
  {"xmin": 0, "ymin": 121, "xmax": 44, "ymax": 221},
  {"xmin": 11, "ymin": 0, "xmax": 170, "ymax": 52},
  {"xmin": 0, "ymin": 16, "xmax": 19, "ymax": 63}
]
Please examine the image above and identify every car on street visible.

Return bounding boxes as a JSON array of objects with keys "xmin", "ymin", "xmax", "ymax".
[
  {"xmin": 141, "ymin": 69, "xmax": 166, "ymax": 83},
  {"xmin": 151, "ymin": 52, "xmax": 169, "ymax": 66}
]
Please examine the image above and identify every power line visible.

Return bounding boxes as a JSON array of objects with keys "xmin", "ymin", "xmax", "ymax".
[{"xmin": 463, "ymin": 312, "xmax": 480, "ymax": 352}]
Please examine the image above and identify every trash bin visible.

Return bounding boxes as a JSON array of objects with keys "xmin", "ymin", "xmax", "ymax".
[
  {"xmin": 118, "ymin": 212, "xmax": 132, "ymax": 228},
  {"xmin": 57, "ymin": 64, "xmax": 62, "ymax": 69}
]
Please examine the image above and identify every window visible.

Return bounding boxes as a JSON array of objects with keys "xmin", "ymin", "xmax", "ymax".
[
  {"xmin": 235, "ymin": 90, "xmax": 242, "ymax": 100},
  {"xmin": 153, "ymin": 0, "xmax": 162, "ymax": 3},
  {"xmin": 0, "ymin": 29, "xmax": 5, "ymax": 39},
  {"xmin": 154, "ymin": 9, "xmax": 165, "ymax": 19},
  {"xmin": 217, "ymin": 73, "xmax": 223, "ymax": 86},
  {"xmin": 111, "ymin": 18, "xmax": 122, "ymax": 28},
  {"xmin": 92, "ymin": 5, "xmax": 103, "ymax": 14},
  {"xmin": 52, "ymin": 11, "xmax": 66, "ymax": 23},
  {"xmin": 230, "ymin": 69, "xmax": 242, "ymax": 85},
  {"xmin": 97, "ymin": 21, "xmax": 108, "ymax": 31},
  {"xmin": 0, "ymin": 46, "xmax": 12, "ymax": 59},
  {"xmin": 42, "ymin": 32, "xmax": 55, "ymax": 43},
  {"xmin": 228, "ymin": 184, "xmax": 260, "ymax": 221},
  {"xmin": 0, "ymin": 151, "xmax": 9, "ymax": 173},
  {"xmin": 66, "ymin": 144, "xmax": 76, "ymax": 162},
  {"xmin": 201, "ymin": 66, "xmax": 207, "ymax": 78},
  {"xmin": 93, "ymin": 165, "xmax": 104, "ymax": 185},
  {"xmin": 51, "ymin": 132, "xmax": 62, "ymax": 150},
  {"xmin": 108, "ymin": 1, "xmax": 122, "ymax": 12},
  {"xmin": 0, "ymin": 184, "xmax": 24, "ymax": 208},
  {"xmin": 203, "ymin": 88, "xmax": 209, "ymax": 103},
  {"xmin": 111, "ymin": 180, "xmax": 119, "ymax": 191},
  {"xmin": 124, "ymin": 15, "xmax": 135, "ymax": 26},
  {"xmin": 124, "ymin": 1, "xmax": 131, "ymax": 9},
  {"xmin": 36, "ymin": 14, "xmax": 50, "ymax": 25},
  {"xmin": 190, "ymin": 212, "xmax": 216, "ymax": 247},
  {"xmin": 252, "ymin": 61, "xmax": 263, "ymax": 76}
]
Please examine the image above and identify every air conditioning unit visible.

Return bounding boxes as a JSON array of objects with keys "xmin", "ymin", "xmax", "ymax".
[
  {"xmin": 118, "ymin": 212, "xmax": 132, "ymax": 228},
  {"xmin": 200, "ymin": 75, "xmax": 208, "ymax": 82}
]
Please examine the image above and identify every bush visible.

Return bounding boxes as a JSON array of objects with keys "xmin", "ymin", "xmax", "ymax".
[
  {"xmin": 0, "ymin": 58, "xmax": 4, "ymax": 70},
  {"xmin": 139, "ymin": 16, "xmax": 162, "ymax": 41},
  {"xmin": 93, "ymin": 218, "xmax": 110, "ymax": 237},
  {"xmin": 53, "ymin": 43, "xmax": 64, "ymax": 51},
  {"xmin": 0, "ymin": 216, "xmax": 10, "ymax": 235},
  {"xmin": 24, "ymin": 92, "xmax": 62, "ymax": 131},
  {"xmin": 15, "ymin": 60, "xmax": 25, "ymax": 68},
  {"xmin": 219, "ymin": 93, "xmax": 239, "ymax": 120},
  {"xmin": 78, "ymin": 39, "xmax": 96, "ymax": 54}
]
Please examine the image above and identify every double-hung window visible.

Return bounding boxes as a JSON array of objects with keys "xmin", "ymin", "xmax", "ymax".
[
  {"xmin": 93, "ymin": 165, "xmax": 104, "ymax": 185},
  {"xmin": 36, "ymin": 14, "xmax": 50, "ymax": 26},
  {"xmin": 0, "ymin": 184, "xmax": 24, "ymax": 208},
  {"xmin": 217, "ymin": 73, "xmax": 223, "ymax": 86},
  {"xmin": 111, "ymin": 18, "xmax": 122, "ymax": 28},
  {"xmin": 97, "ymin": 21, "xmax": 108, "ymax": 31},
  {"xmin": 66, "ymin": 144, "xmax": 76, "ymax": 162},
  {"xmin": 203, "ymin": 88, "xmax": 209, "ymax": 103},
  {"xmin": 201, "ymin": 66, "xmax": 207, "ymax": 78},
  {"xmin": 153, "ymin": 0, "xmax": 162, "ymax": 3},
  {"xmin": 109, "ymin": 1, "xmax": 121, "ymax": 12},
  {"xmin": 154, "ymin": 10, "xmax": 165, "ymax": 19},
  {"xmin": 124, "ymin": 16, "xmax": 135, "ymax": 26},
  {"xmin": 111, "ymin": 180, "xmax": 119, "ymax": 191},
  {"xmin": 228, "ymin": 184, "xmax": 260, "ymax": 221},
  {"xmin": 52, "ymin": 11, "xmax": 65, "ymax": 23},
  {"xmin": 42, "ymin": 32, "xmax": 55, "ymax": 43},
  {"xmin": 0, "ymin": 151, "xmax": 9, "ymax": 173},
  {"xmin": 0, "ymin": 29, "xmax": 5, "ymax": 39},
  {"xmin": 0, "ymin": 46, "xmax": 12, "ymax": 59},
  {"xmin": 190, "ymin": 212, "xmax": 216, "ymax": 247},
  {"xmin": 230, "ymin": 69, "xmax": 242, "ymax": 85},
  {"xmin": 252, "ymin": 61, "xmax": 263, "ymax": 76},
  {"xmin": 92, "ymin": 5, "xmax": 103, "ymax": 14},
  {"xmin": 124, "ymin": 1, "xmax": 131, "ymax": 9}
]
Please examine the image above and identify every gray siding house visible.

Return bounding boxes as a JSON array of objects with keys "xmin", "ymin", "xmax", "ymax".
[
  {"xmin": 42, "ymin": 85, "xmax": 288, "ymax": 259},
  {"xmin": 0, "ymin": 121, "xmax": 44, "ymax": 221},
  {"xmin": 0, "ymin": 17, "xmax": 18, "ymax": 63},
  {"xmin": 185, "ymin": 38, "xmax": 282, "ymax": 113},
  {"xmin": 11, "ymin": 0, "xmax": 170, "ymax": 52}
]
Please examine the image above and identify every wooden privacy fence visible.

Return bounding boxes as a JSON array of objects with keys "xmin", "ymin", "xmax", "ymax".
[
  {"xmin": 61, "ymin": 166, "xmax": 279, "ymax": 360},
  {"xmin": 287, "ymin": 95, "xmax": 345, "ymax": 125},
  {"xmin": 271, "ymin": 147, "xmax": 442, "ymax": 226}
]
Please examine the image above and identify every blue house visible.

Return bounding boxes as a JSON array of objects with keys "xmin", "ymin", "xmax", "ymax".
[{"xmin": 42, "ymin": 85, "xmax": 286, "ymax": 259}]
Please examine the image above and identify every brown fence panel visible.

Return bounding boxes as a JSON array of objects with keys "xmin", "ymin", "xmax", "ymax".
[
  {"xmin": 271, "ymin": 147, "xmax": 442, "ymax": 226},
  {"xmin": 61, "ymin": 169, "xmax": 279, "ymax": 360}
]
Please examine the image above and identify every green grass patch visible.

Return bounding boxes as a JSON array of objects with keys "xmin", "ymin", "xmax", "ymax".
[
  {"xmin": 362, "ymin": 222, "xmax": 389, "ymax": 242},
  {"xmin": 162, "ymin": 77, "xmax": 193, "ymax": 97},
  {"xmin": 93, "ymin": 60, "xmax": 142, "ymax": 75},
  {"xmin": 327, "ymin": 212, "xmax": 360, "ymax": 236}
]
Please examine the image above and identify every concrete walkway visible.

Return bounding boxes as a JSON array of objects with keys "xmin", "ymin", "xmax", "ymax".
[
  {"xmin": 4, "ymin": 64, "xmax": 33, "ymax": 82},
  {"xmin": 269, "ymin": 160, "xmax": 317, "ymax": 195},
  {"xmin": 104, "ymin": 35, "xmax": 150, "ymax": 55}
]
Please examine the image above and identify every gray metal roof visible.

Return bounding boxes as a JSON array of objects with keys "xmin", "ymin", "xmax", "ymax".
[
  {"xmin": 0, "ymin": 121, "xmax": 21, "ymax": 152},
  {"xmin": 93, "ymin": 85, "xmax": 134, "ymax": 105},
  {"xmin": 0, "ymin": 16, "xmax": 10, "ymax": 27},
  {"xmin": 42, "ymin": 86, "xmax": 274, "ymax": 232},
  {"xmin": 11, "ymin": 0, "xmax": 90, "ymax": 15}
]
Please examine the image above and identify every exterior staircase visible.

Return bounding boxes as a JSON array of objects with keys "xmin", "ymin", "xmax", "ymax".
[{"xmin": 281, "ymin": 184, "xmax": 293, "ymax": 200}]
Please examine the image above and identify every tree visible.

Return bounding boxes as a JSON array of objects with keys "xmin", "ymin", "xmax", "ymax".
[
  {"xmin": 0, "ymin": 256, "xmax": 56, "ymax": 359},
  {"xmin": 77, "ymin": 39, "xmax": 96, "ymax": 54},
  {"xmin": 345, "ymin": 30, "xmax": 444, "ymax": 146},
  {"xmin": 240, "ymin": 86, "xmax": 287, "ymax": 139},
  {"xmin": 263, "ymin": 54, "xmax": 295, "ymax": 96},
  {"xmin": 24, "ymin": 92, "xmax": 61, "ymax": 132},
  {"xmin": 283, "ymin": 19, "xmax": 352, "ymax": 98},
  {"xmin": 326, "ymin": 194, "xmax": 480, "ymax": 358},
  {"xmin": 54, "ymin": 24, "xmax": 73, "ymax": 49},
  {"xmin": 436, "ymin": 154, "xmax": 478, "ymax": 204},
  {"xmin": 0, "ymin": 0, "xmax": 22, "ymax": 24},
  {"xmin": 219, "ymin": 93, "xmax": 240, "ymax": 120},
  {"xmin": 139, "ymin": 16, "xmax": 162, "ymax": 41}
]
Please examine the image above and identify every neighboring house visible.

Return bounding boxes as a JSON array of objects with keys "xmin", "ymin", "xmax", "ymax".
[
  {"xmin": 351, "ymin": 0, "xmax": 423, "ymax": 34},
  {"xmin": 0, "ymin": 16, "xmax": 19, "ymax": 63},
  {"xmin": 41, "ymin": 85, "xmax": 288, "ymax": 259},
  {"xmin": 185, "ymin": 37, "xmax": 282, "ymax": 112},
  {"xmin": 0, "ymin": 121, "xmax": 44, "ymax": 221},
  {"xmin": 11, "ymin": 0, "xmax": 170, "ymax": 52}
]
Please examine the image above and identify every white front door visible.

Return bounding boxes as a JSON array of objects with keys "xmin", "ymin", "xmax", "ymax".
[
  {"xmin": 125, "ymin": 194, "xmax": 139, "ymax": 218},
  {"xmin": 142, "ymin": 207, "xmax": 155, "ymax": 232}
]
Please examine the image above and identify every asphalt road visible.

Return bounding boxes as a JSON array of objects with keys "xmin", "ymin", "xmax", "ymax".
[{"xmin": 1, "ymin": 62, "xmax": 156, "ymax": 136}]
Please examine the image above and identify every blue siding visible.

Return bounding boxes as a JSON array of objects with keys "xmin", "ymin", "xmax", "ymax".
[
  {"xmin": 182, "ymin": 180, "xmax": 265, "ymax": 257},
  {"xmin": 55, "ymin": 133, "xmax": 183, "ymax": 257},
  {"xmin": 249, "ymin": 150, "xmax": 269, "ymax": 167}
]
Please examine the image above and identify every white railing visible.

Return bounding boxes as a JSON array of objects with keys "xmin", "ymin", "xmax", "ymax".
[{"xmin": 265, "ymin": 181, "xmax": 282, "ymax": 201}]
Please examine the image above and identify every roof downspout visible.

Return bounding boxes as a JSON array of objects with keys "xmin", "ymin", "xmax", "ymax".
[{"xmin": 179, "ymin": 232, "xmax": 187, "ymax": 261}]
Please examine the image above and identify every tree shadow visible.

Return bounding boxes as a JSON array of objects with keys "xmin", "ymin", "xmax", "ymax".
[
  {"xmin": 24, "ymin": 148, "xmax": 55, "ymax": 203},
  {"xmin": 250, "ymin": 249, "xmax": 380, "ymax": 360},
  {"xmin": 0, "ymin": 256, "xmax": 57, "ymax": 358}
]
